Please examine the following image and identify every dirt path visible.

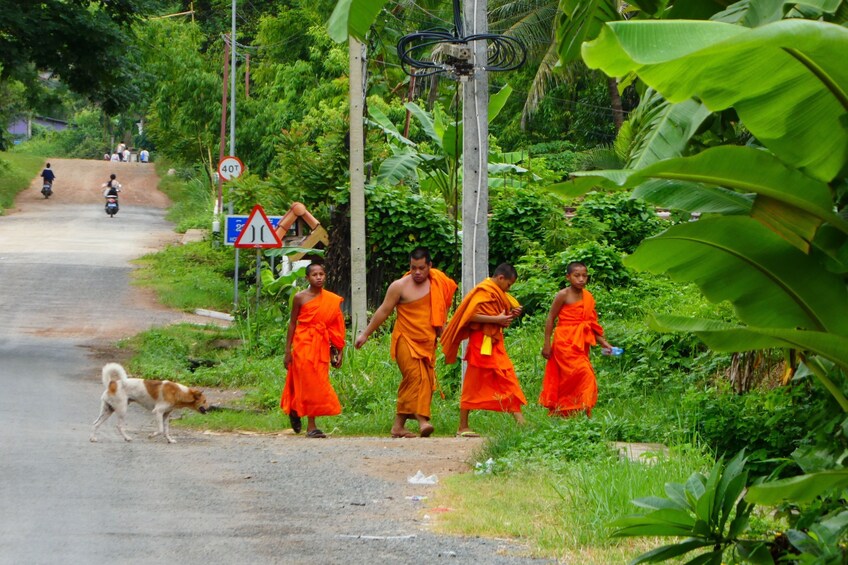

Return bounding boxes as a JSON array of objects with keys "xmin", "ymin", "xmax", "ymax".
[
  {"xmin": 17, "ymin": 158, "xmax": 170, "ymax": 210},
  {"xmin": 0, "ymin": 158, "xmax": 547, "ymax": 564}
]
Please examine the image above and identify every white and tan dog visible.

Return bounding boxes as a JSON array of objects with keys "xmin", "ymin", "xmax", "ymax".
[{"xmin": 90, "ymin": 363, "xmax": 208, "ymax": 444}]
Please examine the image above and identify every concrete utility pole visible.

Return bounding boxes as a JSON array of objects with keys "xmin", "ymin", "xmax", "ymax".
[
  {"xmin": 461, "ymin": 0, "xmax": 490, "ymax": 293},
  {"xmin": 348, "ymin": 37, "xmax": 368, "ymax": 332}
]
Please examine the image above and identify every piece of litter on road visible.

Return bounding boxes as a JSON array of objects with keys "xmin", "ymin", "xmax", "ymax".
[
  {"xmin": 349, "ymin": 502, "xmax": 366, "ymax": 506},
  {"xmin": 407, "ymin": 470, "xmax": 438, "ymax": 484},
  {"xmin": 405, "ymin": 495, "xmax": 428, "ymax": 501},
  {"xmin": 430, "ymin": 507, "xmax": 452, "ymax": 513},
  {"xmin": 338, "ymin": 534, "xmax": 417, "ymax": 540}
]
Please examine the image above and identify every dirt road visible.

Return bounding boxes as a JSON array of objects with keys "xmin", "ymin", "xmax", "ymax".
[{"xmin": 0, "ymin": 158, "xmax": 547, "ymax": 564}]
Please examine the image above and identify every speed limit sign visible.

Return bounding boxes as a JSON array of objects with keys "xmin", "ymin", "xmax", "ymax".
[{"xmin": 218, "ymin": 156, "xmax": 244, "ymax": 181}]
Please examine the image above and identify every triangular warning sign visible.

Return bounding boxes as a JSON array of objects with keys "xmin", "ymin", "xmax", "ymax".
[{"xmin": 234, "ymin": 205, "xmax": 283, "ymax": 248}]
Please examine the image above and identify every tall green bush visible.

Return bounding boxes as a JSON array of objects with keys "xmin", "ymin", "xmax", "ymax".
[
  {"xmin": 489, "ymin": 186, "xmax": 566, "ymax": 269},
  {"xmin": 364, "ymin": 184, "xmax": 459, "ymax": 286}
]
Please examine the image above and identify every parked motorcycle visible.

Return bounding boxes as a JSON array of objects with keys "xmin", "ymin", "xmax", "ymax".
[
  {"xmin": 41, "ymin": 181, "xmax": 53, "ymax": 199},
  {"xmin": 105, "ymin": 194, "xmax": 119, "ymax": 217}
]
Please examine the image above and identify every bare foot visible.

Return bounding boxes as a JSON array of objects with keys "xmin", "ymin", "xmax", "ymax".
[{"xmin": 419, "ymin": 423, "xmax": 434, "ymax": 438}]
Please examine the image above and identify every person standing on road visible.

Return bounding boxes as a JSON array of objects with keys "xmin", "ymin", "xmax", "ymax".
[
  {"xmin": 354, "ymin": 248, "xmax": 457, "ymax": 438},
  {"xmin": 440, "ymin": 263, "xmax": 527, "ymax": 437},
  {"xmin": 539, "ymin": 261, "xmax": 613, "ymax": 417},
  {"xmin": 139, "ymin": 149, "xmax": 149, "ymax": 163},
  {"xmin": 280, "ymin": 262, "xmax": 346, "ymax": 439}
]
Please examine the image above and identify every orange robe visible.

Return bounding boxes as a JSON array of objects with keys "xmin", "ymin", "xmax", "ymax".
[
  {"xmin": 539, "ymin": 289, "xmax": 604, "ymax": 416},
  {"xmin": 440, "ymin": 278, "xmax": 527, "ymax": 412},
  {"xmin": 280, "ymin": 290, "xmax": 345, "ymax": 417},
  {"xmin": 390, "ymin": 269, "xmax": 457, "ymax": 417}
]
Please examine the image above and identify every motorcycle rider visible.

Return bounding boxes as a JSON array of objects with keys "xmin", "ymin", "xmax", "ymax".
[
  {"xmin": 102, "ymin": 173, "xmax": 122, "ymax": 197},
  {"xmin": 40, "ymin": 163, "xmax": 56, "ymax": 187}
]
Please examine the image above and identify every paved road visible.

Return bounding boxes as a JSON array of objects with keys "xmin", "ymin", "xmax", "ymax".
[{"xmin": 0, "ymin": 159, "xmax": 549, "ymax": 564}]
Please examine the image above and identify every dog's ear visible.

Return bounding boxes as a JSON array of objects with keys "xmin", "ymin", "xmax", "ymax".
[{"xmin": 192, "ymin": 389, "xmax": 205, "ymax": 400}]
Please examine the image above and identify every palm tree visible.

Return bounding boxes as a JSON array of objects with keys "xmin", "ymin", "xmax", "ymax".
[{"xmin": 490, "ymin": 0, "xmax": 628, "ymax": 130}]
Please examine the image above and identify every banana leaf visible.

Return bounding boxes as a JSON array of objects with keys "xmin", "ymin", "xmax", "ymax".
[
  {"xmin": 582, "ymin": 19, "xmax": 848, "ymax": 183},
  {"xmin": 377, "ymin": 151, "xmax": 421, "ymax": 186},
  {"xmin": 648, "ymin": 315, "xmax": 848, "ymax": 371},
  {"xmin": 746, "ymin": 469, "xmax": 848, "ymax": 504},
  {"xmin": 327, "ymin": 0, "xmax": 385, "ymax": 42},
  {"xmin": 625, "ymin": 89, "xmax": 711, "ymax": 170},
  {"xmin": 632, "ymin": 179, "xmax": 753, "ymax": 215},
  {"xmin": 557, "ymin": 0, "xmax": 620, "ymax": 64},
  {"xmin": 626, "ymin": 216, "xmax": 848, "ymax": 333}
]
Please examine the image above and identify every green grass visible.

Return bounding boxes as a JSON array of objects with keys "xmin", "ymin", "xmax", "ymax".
[
  {"xmin": 431, "ymin": 447, "xmax": 715, "ymax": 563},
  {"xmin": 154, "ymin": 161, "xmax": 216, "ymax": 233},
  {"xmin": 132, "ymin": 241, "xmax": 235, "ymax": 312},
  {"xmin": 0, "ymin": 151, "xmax": 48, "ymax": 213}
]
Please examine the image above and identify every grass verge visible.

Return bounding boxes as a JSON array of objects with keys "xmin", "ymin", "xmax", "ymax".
[
  {"xmin": 430, "ymin": 447, "xmax": 714, "ymax": 563},
  {"xmin": 0, "ymin": 151, "xmax": 48, "ymax": 213}
]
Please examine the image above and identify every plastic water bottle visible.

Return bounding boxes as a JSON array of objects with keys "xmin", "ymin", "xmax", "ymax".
[{"xmin": 602, "ymin": 347, "xmax": 624, "ymax": 356}]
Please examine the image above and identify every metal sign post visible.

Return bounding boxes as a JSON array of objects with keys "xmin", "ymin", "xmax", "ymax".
[{"xmin": 233, "ymin": 205, "xmax": 282, "ymax": 330}]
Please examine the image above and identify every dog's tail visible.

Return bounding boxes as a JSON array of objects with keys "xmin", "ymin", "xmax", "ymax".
[{"xmin": 102, "ymin": 363, "xmax": 129, "ymax": 389}]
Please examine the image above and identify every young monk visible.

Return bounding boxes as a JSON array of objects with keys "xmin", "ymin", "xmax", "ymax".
[
  {"xmin": 539, "ymin": 261, "xmax": 613, "ymax": 417},
  {"xmin": 354, "ymin": 248, "xmax": 457, "ymax": 438},
  {"xmin": 280, "ymin": 262, "xmax": 346, "ymax": 438},
  {"xmin": 440, "ymin": 263, "xmax": 527, "ymax": 437}
]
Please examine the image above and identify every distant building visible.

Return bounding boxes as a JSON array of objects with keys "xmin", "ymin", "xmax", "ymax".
[{"xmin": 8, "ymin": 115, "xmax": 68, "ymax": 141}]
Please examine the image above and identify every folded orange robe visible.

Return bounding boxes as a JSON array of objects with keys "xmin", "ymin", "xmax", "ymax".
[
  {"xmin": 280, "ymin": 290, "xmax": 345, "ymax": 417},
  {"xmin": 440, "ymin": 278, "xmax": 527, "ymax": 412},
  {"xmin": 539, "ymin": 289, "xmax": 604, "ymax": 416},
  {"xmin": 390, "ymin": 269, "xmax": 457, "ymax": 417}
]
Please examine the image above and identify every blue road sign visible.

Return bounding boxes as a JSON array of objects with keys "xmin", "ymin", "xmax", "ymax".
[{"xmin": 225, "ymin": 215, "xmax": 283, "ymax": 246}]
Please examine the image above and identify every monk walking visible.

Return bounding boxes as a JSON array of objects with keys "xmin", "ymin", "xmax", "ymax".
[
  {"xmin": 281, "ymin": 262, "xmax": 346, "ymax": 438},
  {"xmin": 440, "ymin": 263, "xmax": 527, "ymax": 437},
  {"xmin": 354, "ymin": 248, "xmax": 457, "ymax": 438},
  {"xmin": 539, "ymin": 261, "xmax": 613, "ymax": 417}
]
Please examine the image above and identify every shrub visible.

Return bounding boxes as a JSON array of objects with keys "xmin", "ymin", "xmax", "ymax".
[
  {"xmin": 489, "ymin": 186, "xmax": 565, "ymax": 270},
  {"xmin": 364, "ymin": 184, "xmax": 460, "ymax": 288},
  {"xmin": 679, "ymin": 381, "xmax": 819, "ymax": 469},
  {"xmin": 556, "ymin": 241, "xmax": 631, "ymax": 288},
  {"xmin": 572, "ymin": 191, "xmax": 664, "ymax": 254}
]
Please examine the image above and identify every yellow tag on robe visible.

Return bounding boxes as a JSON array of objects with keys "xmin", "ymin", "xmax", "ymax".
[
  {"xmin": 506, "ymin": 293, "xmax": 520, "ymax": 309},
  {"xmin": 480, "ymin": 335, "xmax": 493, "ymax": 356}
]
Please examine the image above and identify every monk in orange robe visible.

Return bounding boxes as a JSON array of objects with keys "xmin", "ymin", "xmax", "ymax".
[
  {"xmin": 355, "ymin": 248, "xmax": 457, "ymax": 438},
  {"xmin": 540, "ymin": 261, "xmax": 613, "ymax": 417},
  {"xmin": 281, "ymin": 262, "xmax": 345, "ymax": 438},
  {"xmin": 440, "ymin": 263, "xmax": 527, "ymax": 437}
]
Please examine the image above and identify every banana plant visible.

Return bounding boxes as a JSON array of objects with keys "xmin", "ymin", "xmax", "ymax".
[
  {"xmin": 611, "ymin": 451, "xmax": 775, "ymax": 564},
  {"xmin": 368, "ymin": 85, "xmax": 534, "ymax": 216},
  {"xmin": 548, "ymin": 19, "xmax": 848, "ymax": 396},
  {"xmin": 260, "ymin": 247, "xmax": 325, "ymax": 312}
]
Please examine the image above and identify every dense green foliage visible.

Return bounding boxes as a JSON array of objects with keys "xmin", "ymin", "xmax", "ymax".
[
  {"xmin": 363, "ymin": 184, "xmax": 460, "ymax": 281},
  {"xmin": 6, "ymin": 0, "xmax": 846, "ymax": 561},
  {"xmin": 0, "ymin": 151, "xmax": 45, "ymax": 212}
]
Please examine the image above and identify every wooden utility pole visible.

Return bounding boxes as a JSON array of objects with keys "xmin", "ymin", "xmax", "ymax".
[
  {"xmin": 217, "ymin": 38, "xmax": 230, "ymax": 215},
  {"xmin": 461, "ymin": 0, "xmax": 490, "ymax": 293},
  {"xmin": 348, "ymin": 37, "xmax": 368, "ymax": 332},
  {"xmin": 229, "ymin": 0, "xmax": 237, "ymax": 157}
]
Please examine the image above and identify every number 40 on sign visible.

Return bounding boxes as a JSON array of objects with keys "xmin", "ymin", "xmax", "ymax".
[{"xmin": 218, "ymin": 156, "xmax": 244, "ymax": 181}]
